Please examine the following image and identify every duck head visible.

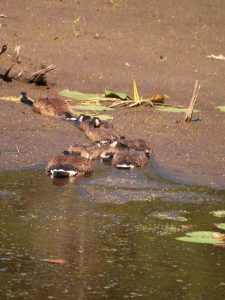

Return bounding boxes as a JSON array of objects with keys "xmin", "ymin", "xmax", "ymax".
[{"xmin": 78, "ymin": 114, "xmax": 91, "ymax": 122}]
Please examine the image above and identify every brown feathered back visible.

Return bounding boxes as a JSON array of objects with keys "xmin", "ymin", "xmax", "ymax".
[
  {"xmin": 33, "ymin": 97, "xmax": 74, "ymax": 118},
  {"xmin": 111, "ymin": 149, "xmax": 148, "ymax": 169},
  {"xmin": 46, "ymin": 155, "xmax": 93, "ymax": 177}
]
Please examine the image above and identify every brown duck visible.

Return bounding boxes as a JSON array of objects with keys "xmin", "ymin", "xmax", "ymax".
[
  {"xmin": 83, "ymin": 118, "xmax": 121, "ymax": 144},
  {"xmin": 20, "ymin": 91, "xmax": 75, "ymax": 119},
  {"xmin": 91, "ymin": 117, "xmax": 114, "ymax": 129},
  {"xmin": 77, "ymin": 114, "xmax": 92, "ymax": 131},
  {"xmin": 64, "ymin": 141, "xmax": 119, "ymax": 160},
  {"xmin": 118, "ymin": 137, "xmax": 152, "ymax": 157},
  {"xmin": 101, "ymin": 149, "xmax": 149, "ymax": 169},
  {"xmin": 46, "ymin": 154, "xmax": 93, "ymax": 178}
]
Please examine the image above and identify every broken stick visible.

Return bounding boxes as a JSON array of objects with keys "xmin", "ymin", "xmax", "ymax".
[
  {"xmin": 0, "ymin": 43, "xmax": 8, "ymax": 55},
  {"xmin": 185, "ymin": 80, "xmax": 201, "ymax": 123},
  {"xmin": 12, "ymin": 45, "xmax": 21, "ymax": 63},
  {"xmin": 2, "ymin": 63, "xmax": 16, "ymax": 81},
  {"xmin": 28, "ymin": 64, "xmax": 55, "ymax": 85}
]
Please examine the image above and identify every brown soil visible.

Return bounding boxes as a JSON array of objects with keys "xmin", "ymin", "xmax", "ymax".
[{"xmin": 0, "ymin": 0, "xmax": 224, "ymax": 189}]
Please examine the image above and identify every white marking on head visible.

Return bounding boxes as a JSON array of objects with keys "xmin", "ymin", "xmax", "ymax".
[
  {"xmin": 78, "ymin": 115, "xmax": 84, "ymax": 122},
  {"xmin": 95, "ymin": 118, "xmax": 101, "ymax": 126}
]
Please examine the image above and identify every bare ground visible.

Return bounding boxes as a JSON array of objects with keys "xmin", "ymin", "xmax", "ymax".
[{"xmin": 0, "ymin": 0, "xmax": 224, "ymax": 189}]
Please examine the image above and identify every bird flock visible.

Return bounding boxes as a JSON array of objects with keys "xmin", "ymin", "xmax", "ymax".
[{"xmin": 20, "ymin": 92, "xmax": 152, "ymax": 181}]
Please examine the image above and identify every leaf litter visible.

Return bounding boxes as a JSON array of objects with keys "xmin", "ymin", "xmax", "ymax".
[
  {"xmin": 41, "ymin": 258, "xmax": 65, "ymax": 264},
  {"xmin": 176, "ymin": 231, "xmax": 225, "ymax": 245}
]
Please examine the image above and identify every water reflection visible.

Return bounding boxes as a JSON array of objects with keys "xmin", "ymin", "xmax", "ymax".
[{"xmin": 0, "ymin": 164, "xmax": 225, "ymax": 299}]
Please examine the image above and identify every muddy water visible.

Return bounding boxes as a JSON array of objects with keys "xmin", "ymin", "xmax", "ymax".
[{"xmin": 0, "ymin": 162, "xmax": 225, "ymax": 300}]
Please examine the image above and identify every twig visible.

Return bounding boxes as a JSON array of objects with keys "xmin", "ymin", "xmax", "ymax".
[
  {"xmin": 16, "ymin": 71, "xmax": 23, "ymax": 79},
  {"xmin": 185, "ymin": 80, "xmax": 201, "ymax": 123},
  {"xmin": 28, "ymin": 64, "xmax": 55, "ymax": 85},
  {"xmin": 2, "ymin": 63, "xmax": 16, "ymax": 81},
  {"xmin": 0, "ymin": 43, "xmax": 8, "ymax": 55},
  {"xmin": 128, "ymin": 99, "xmax": 154, "ymax": 108},
  {"xmin": 12, "ymin": 45, "xmax": 21, "ymax": 63}
]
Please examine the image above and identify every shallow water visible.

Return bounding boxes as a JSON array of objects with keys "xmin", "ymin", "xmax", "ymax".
[{"xmin": 0, "ymin": 162, "xmax": 225, "ymax": 300}]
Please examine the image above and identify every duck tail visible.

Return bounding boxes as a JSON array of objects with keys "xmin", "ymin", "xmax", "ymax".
[
  {"xmin": 115, "ymin": 164, "xmax": 135, "ymax": 169},
  {"xmin": 100, "ymin": 151, "xmax": 114, "ymax": 161},
  {"xmin": 50, "ymin": 169, "xmax": 78, "ymax": 178},
  {"xmin": 20, "ymin": 91, "xmax": 33, "ymax": 106}
]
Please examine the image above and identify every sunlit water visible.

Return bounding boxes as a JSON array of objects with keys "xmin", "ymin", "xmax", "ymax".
[{"xmin": 0, "ymin": 161, "xmax": 225, "ymax": 300}]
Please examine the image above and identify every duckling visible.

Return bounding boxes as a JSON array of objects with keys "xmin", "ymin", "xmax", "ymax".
[
  {"xmin": 118, "ymin": 137, "xmax": 152, "ymax": 157},
  {"xmin": 20, "ymin": 91, "xmax": 75, "ymax": 119},
  {"xmin": 46, "ymin": 153, "xmax": 93, "ymax": 178},
  {"xmin": 111, "ymin": 149, "xmax": 148, "ymax": 169},
  {"xmin": 91, "ymin": 117, "xmax": 114, "ymax": 129},
  {"xmin": 83, "ymin": 118, "xmax": 121, "ymax": 144}
]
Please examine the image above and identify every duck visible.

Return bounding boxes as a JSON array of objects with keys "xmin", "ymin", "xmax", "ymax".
[
  {"xmin": 112, "ymin": 149, "xmax": 149, "ymax": 169},
  {"xmin": 20, "ymin": 91, "xmax": 76, "ymax": 119},
  {"xmin": 100, "ymin": 149, "xmax": 148, "ymax": 169},
  {"xmin": 91, "ymin": 117, "xmax": 114, "ymax": 129},
  {"xmin": 64, "ymin": 141, "xmax": 120, "ymax": 160},
  {"xmin": 118, "ymin": 137, "xmax": 152, "ymax": 157},
  {"xmin": 46, "ymin": 153, "xmax": 93, "ymax": 178},
  {"xmin": 83, "ymin": 118, "xmax": 121, "ymax": 144},
  {"xmin": 77, "ymin": 114, "xmax": 92, "ymax": 131}
]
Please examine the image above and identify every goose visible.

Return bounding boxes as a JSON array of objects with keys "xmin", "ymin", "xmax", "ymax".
[
  {"xmin": 20, "ymin": 91, "xmax": 76, "ymax": 119},
  {"xmin": 46, "ymin": 154, "xmax": 93, "ymax": 178},
  {"xmin": 118, "ymin": 137, "xmax": 152, "ymax": 157}
]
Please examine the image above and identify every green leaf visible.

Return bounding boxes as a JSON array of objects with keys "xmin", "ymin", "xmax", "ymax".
[
  {"xmin": 72, "ymin": 104, "xmax": 113, "ymax": 111},
  {"xmin": 210, "ymin": 210, "xmax": 225, "ymax": 218},
  {"xmin": 176, "ymin": 231, "xmax": 225, "ymax": 245},
  {"xmin": 104, "ymin": 89, "xmax": 128, "ymax": 100},
  {"xmin": 74, "ymin": 112, "xmax": 113, "ymax": 120},
  {"xmin": 96, "ymin": 114, "xmax": 113, "ymax": 120},
  {"xmin": 59, "ymin": 90, "xmax": 102, "ymax": 100},
  {"xmin": 216, "ymin": 106, "xmax": 225, "ymax": 112},
  {"xmin": 156, "ymin": 106, "xmax": 199, "ymax": 113},
  {"xmin": 215, "ymin": 223, "xmax": 225, "ymax": 231}
]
